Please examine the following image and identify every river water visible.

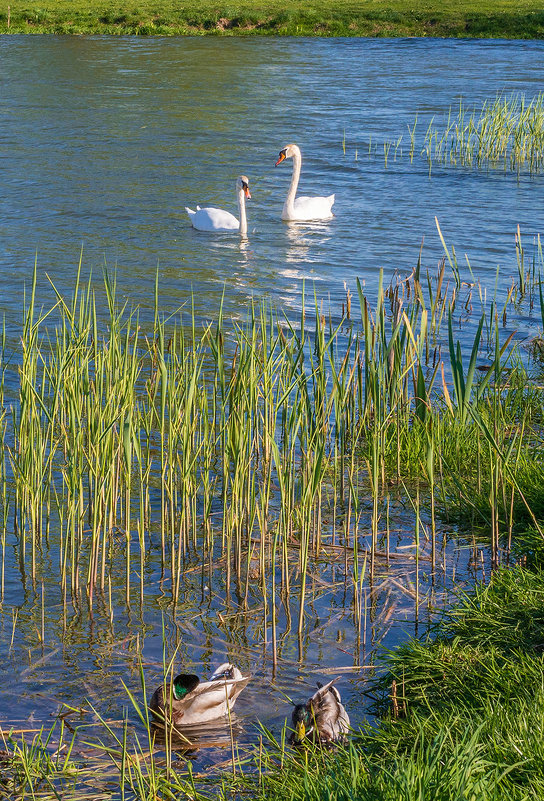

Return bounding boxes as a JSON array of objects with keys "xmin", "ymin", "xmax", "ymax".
[
  {"xmin": 0, "ymin": 35, "xmax": 543, "ymax": 783},
  {"xmin": 1, "ymin": 36, "xmax": 544, "ymax": 329}
]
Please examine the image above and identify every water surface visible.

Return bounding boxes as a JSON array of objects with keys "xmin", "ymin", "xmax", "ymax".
[
  {"xmin": 0, "ymin": 35, "xmax": 542, "ymax": 780},
  {"xmin": 1, "ymin": 36, "xmax": 544, "ymax": 330}
]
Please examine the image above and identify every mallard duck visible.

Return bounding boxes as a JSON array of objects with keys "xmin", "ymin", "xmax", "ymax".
[
  {"xmin": 149, "ymin": 663, "xmax": 250, "ymax": 727},
  {"xmin": 291, "ymin": 678, "xmax": 350, "ymax": 744}
]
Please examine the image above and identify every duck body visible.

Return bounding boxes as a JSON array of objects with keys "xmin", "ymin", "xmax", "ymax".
[
  {"xmin": 291, "ymin": 678, "xmax": 350, "ymax": 744},
  {"xmin": 149, "ymin": 663, "xmax": 250, "ymax": 727},
  {"xmin": 185, "ymin": 176, "xmax": 251, "ymax": 234},
  {"xmin": 275, "ymin": 144, "xmax": 335, "ymax": 222}
]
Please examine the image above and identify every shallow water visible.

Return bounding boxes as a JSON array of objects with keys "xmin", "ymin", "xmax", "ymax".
[{"xmin": 0, "ymin": 34, "xmax": 542, "ymax": 782}]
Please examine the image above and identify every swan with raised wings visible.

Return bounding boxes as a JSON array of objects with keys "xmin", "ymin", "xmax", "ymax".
[
  {"xmin": 185, "ymin": 176, "xmax": 251, "ymax": 234},
  {"xmin": 275, "ymin": 144, "xmax": 335, "ymax": 222}
]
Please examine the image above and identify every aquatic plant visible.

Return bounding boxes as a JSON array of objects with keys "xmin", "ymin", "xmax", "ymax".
[
  {"xmin": 423, "ymin": 93, "xmax": 544, "ymax": 173},
  {"xmin": 1, "ymin": 232, "xmax": 543, "ymax": 634}
]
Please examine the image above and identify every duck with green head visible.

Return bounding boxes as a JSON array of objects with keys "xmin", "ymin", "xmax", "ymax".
[
  {"xmin": 149, "ymin": 663, "xmax": 250, "ymax": 727},
  {"xmin": 291, "ymin": 678, "xmax": 350, "ymax": 744}
]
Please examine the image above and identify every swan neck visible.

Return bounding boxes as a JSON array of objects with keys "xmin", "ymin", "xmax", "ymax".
[
  {"xmin": 237, "ymin": 188, "xmax": 248, "ymax": 235},
  {"xmin": 284, "ymin": 149, "xmax": 301, "ymax": 218}
]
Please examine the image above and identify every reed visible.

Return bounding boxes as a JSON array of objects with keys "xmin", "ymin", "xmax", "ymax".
[
  {"xmin": 423, "ymin": 93, "xmax": 544, "ymax": 173},
  {"xmin": 1, "ymin": 228, "xmax": 543, "ymax": 674},
  {"xmin": 3, "ymin": 225, "xmax": 544, "ymax": 798}
]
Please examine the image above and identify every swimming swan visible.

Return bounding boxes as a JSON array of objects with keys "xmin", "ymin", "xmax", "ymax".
[
  {"xmin": 185, "ymin": 176, "xmax": 251, "ymax": 234},
  {"xmin": 275, "ymin": 144, "xmax": 335, "ymax": 222}
]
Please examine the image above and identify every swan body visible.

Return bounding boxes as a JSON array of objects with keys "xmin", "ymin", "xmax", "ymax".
[
  {"xmin": 291, "ymin": 678, "xmax": 350, "ymax": 744},
  {"xmin": 185, "ymin": 176, "xmax": 251, "ymax": 234},
  {"xmin": 149, "ymin": 663, "xmax": 251, "ymax": 727},
  {"xmin": 275, "ymin": 144, "xmax": 335, "ymax": 222}
]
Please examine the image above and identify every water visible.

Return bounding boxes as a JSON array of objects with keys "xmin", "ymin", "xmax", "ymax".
[
  {"xmin": 0, "ymin": 35, "xmax": 542, "ymax": 785},
  {"xmin": 1, "ymin": 36, "xmax": 544, "ymax": 329}
]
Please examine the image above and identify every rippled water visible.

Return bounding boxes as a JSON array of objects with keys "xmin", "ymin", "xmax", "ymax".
[
  {"xmin": 1, "ymin": 36, "xmax": 544, "ymax": 329},
  {"xmin": 0, "ymin": 35, "xmax": 543, "ymax": 780}
]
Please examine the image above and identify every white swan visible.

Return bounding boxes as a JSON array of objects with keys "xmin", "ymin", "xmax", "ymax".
[
  {"xmin": 275, "ymin": 144, "xmax": 335, "ymax": 222},
  {"xmin": 185, "ymin": 176, "xmax": 251, "ymax": 234}
]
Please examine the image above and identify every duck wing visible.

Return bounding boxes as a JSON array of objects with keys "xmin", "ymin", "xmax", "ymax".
[{"xmin": 309, "ymin": 678, "xmax": 350, "ymax": 742}]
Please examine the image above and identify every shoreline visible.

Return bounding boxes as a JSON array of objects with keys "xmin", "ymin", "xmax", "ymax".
[{"xmin": 1, "ymin": 2, "xmax": 544, "ymax": 38}]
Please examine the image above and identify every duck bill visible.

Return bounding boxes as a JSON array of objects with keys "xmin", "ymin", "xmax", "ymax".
[
  {"xmin": 275, "ymin": 152, "xmax": 286, "ymax": 166},
  {"xmin": 295, "ymin": 721, "xmax": 306, "ymax": 742}
]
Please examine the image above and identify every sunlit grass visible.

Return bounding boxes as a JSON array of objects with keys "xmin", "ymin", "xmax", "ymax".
[
  {"xmin": 423, "ymin": 94, "xmax": 544, "ymax": 173},
  {"xmin": 247, "ymin": 567, "xmax": 544, "ymax": 801},
  {"xmin": 358, "ymin": 94, "xmax": 544, "ymax": 174},
  {"xmin": 1, "ymin": 230, "xmax": 544, "ymax": 798},
  {"xmin": 1, "ymin": 231, "xmax": 544, "ymax": 627},
  {"xmin": 2, "ymin": 0, "xmax": 544, "ymax": 36}
]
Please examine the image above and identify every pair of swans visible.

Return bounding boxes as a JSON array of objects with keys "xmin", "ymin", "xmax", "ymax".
[{"xmin": 185, "ymin": 144, "xmax": 335, "ymax": 234}]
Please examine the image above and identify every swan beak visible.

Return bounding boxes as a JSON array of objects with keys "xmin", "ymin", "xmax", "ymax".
[
  {"xmin": 243, "ymin": 184, "xmax": 251, "ymax": 199},
  {"xmin": 275, "ymin": 151, "xmax": 286, "ymax": 166}
]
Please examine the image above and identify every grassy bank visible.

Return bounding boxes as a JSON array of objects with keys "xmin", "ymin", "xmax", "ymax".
[
  {"xmin": 2, "ymin": 0, "xmax": 544, "ymax": 37},
  {"xmin": 252, "ymin": 564, "xmax": 544, "ymax": 800}
]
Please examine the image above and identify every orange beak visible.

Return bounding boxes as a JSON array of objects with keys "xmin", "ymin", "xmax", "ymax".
[
  {"xmin": 275, "ymin": 151, "xmax": 286, "ymax": 166},
  {"xmin": 244, "ymin": 185, "xmax": 251, "ymax": 199}
]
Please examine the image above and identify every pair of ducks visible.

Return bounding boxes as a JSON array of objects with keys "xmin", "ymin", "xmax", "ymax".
[
  {"xmin": 185, "ymin": 144, "xmax": 336, "ymax": 236},
  {"xmin": 149, "ymin": 662, "xmax": 350, "ymax": 744}
]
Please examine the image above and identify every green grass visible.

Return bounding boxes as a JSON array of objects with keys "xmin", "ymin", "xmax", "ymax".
[
  {"xmin": 422, "ymin": 94, "xmax": 544, "ymax": 173},
  {"xmin": 2, "ymin": 0, "xmax": 544, "ymax": 36},
  {"xmin": 1, "ymin": 237, "xmax": 544, "ymax": 798},
  {"xmin": 250, "ymin": 567, "xmax": 544, "ymax": 800}
]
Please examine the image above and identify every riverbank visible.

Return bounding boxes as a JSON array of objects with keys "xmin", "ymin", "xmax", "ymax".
[
  {"xmin": 1, "ymin": 251, "xmax": 544, "ymax": 797},
  {"xmin": 2, "ymin": 0, "xmax": 544, "ymax": 37},
  {"xmin": 252, "ymin": 560, "xmax": 544, "ymax": 799}
]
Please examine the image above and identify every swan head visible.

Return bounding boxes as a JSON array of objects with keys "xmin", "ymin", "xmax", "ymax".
[
  {"xmin": 275, "ymin": 144, "xmax": 300, "ymax": 166},
  {"xmin": 236, "ymin": 175, "xmax": 251, "ymax": 199}
]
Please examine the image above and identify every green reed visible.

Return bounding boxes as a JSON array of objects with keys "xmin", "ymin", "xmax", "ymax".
[
  {"xmin": 423, "ymin": 93, "xmax": 544, "ymax": 173},
  {"xmin": 4, "ymin": 235, "xmax": 544, "ymax": 800},
  {"xmin": 2, "ymin": 231, "xmax": 544, "ymax": 658}
]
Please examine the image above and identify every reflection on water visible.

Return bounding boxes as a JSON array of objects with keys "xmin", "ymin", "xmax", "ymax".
[
  {"xmin": 283, "ymin": 221, "xmax": 333, "ymax": 271},
  {"xmin": 0, "ymin": 34, "xmax": 543, "ymax": 779},
  {"xmin": 150, "ymin": 718, "xmax": 247, "ymax": 756},
  {"xmin": 1, "ymin": 36, "xmax": 544, "ymax": 336},
  {"xmin": 0, "ymin": 507, "xmax": 489, "ymax": 773}
]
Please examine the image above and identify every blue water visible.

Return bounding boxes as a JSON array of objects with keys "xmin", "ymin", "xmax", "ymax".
[
  {"xmin": 1, "ymin": 36, "xmax": 544, "ymax": 332},
  {"xmin": 0, "ymin": 35, "xmax": 542, "ymax": 777}
]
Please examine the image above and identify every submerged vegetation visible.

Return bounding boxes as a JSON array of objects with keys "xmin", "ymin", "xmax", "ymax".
[
  {"xmin": 1, "ymin": 227, "xmax": 544, "ymax": 796},
  {"xmin": 2, "ymin": 0, "xmax": 544, "ymax": 37}
]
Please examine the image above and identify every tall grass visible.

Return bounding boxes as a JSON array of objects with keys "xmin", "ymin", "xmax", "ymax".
[
  {"xmin": 361, "ymin": 93, "xmax": 544, "ymax": 174},
  {"xmin": 2, "ymin": 232, "xmax": 544, "ymax": 798},
  {"xmin": 423, "ymin": 94, "xmax": 544, "ymax": 173},
  {"xmin": 1, "ymin": 232, "xmax": 543, "ymax": 663}
]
